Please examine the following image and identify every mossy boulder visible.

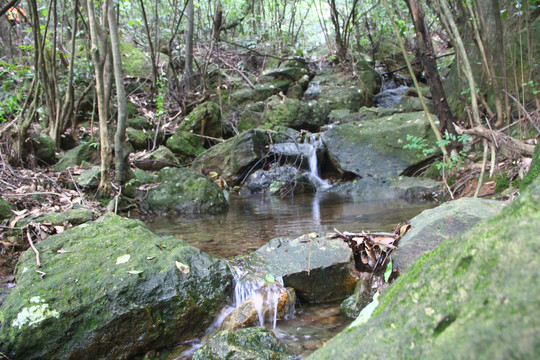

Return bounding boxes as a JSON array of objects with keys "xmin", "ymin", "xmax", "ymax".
[
  {"xmin": 120, "ymin": 43, "xmax": 152, "ymax": 78},
  {"xmin": 144, "ymin": 167, "xmax": 228, "ymax": 215},
  {"xmin": 52, "ymin": 143, "xmax": 98, "ymax": 171},
  {"xmin": 133, "ymin": 146, "xmax": 179, "ymax": 171},
  {"xmin": 329, "ymin": 176, "xmax": 443, "ymax": 201},
  {"xmin": 304, "ymin": 68, "xmax": 380, "ymax": 113},
  {"xmin": 0, "ymin": 199, "xmax": 14, "ymax": 220},
  {"xmin": 322, "ymin": 111, "xmax": 438, "ymax": 178},
  {"xmin": 241, "ymin": 235, "xmax": 357, "ymax": 303},
  {"xmin": 307, "ymin": 178, "xmax": 540, "ymax": 360},
  {"xmin": 128, "ymin": 115, "xmax": 151, "ymax": 130},
  {"xmin": 31, "ymin": 133, "xmax": 56, "ymax": 165},
  {"xmin": 261, "ymin": 97, "xmax": 327, "ymax": 131},
  {"xmin": 191, "ymin": 130, "xmax": 271, "ymax": 185},
  {"xmin": 126, "ymin": 127, "xmax": 149, "ymax": 150},
  {"xmin": 133, "ymin": 169, "xmax": 158, "ymax": 185},
  {"xmin": 340, "ymin": 274, "xmax": 372, "ymax": 319},
  {"xmin": 165, "ymin": 131, "xmax": 205, "ymax": 163},
  {"xmin": 16, "ymin": 206, "xmax": 95, "ymax": 228},
  {"xmin": 193, "ymin": 327, "xmax": 295, "ymax": 360},
  {"xmin": 0, "ymin": 213, "xmax": 233, "ymax": 360},
  {"xmin": 76, "ymin": 166, "xmax": 101, "ymax": 190},
  {"xmin": 178, "ymin": 101, "xmax": 222, "ymax": 139},
  {"xmin": 244, "ymin": 165, "xmax": 314, "ymax": 195},
  {"xmin": 393, "ymin": 197, "xmax": 505, "ymax": 272}
]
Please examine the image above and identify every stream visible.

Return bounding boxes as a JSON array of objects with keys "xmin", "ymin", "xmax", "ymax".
[{"xmin": 141, "ymin": 192, "xmax": 436, "ymax": 358}]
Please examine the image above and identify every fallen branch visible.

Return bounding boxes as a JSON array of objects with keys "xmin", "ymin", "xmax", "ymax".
[
  {"xmin": 26, "ymin": 230, "xmax": 42, "ymax": 268},
  {"xmin": 454, "ymin": 123, "xmax": 535, "ymax": 157},
  {"xmin": 503, "ymin": 89, "xmax": 540, "ymax": 135},
  {"xmin": 219, "ymin": 57, "xmax": 255, "ymax": 89}
]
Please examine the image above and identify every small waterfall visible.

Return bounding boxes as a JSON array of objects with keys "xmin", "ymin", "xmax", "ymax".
[
  {"xmin": 252, "ymin": 283, "xmax": 282, "ymax": 329},
  {"xmin": 304, "ymin": 134, "xmax": 331, "ymax": 191}
]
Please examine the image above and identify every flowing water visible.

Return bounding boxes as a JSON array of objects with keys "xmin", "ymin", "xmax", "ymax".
[
  {"xmin": 143, "ymin": 192, "xmax": 436, "ymax": 357},
  {"xmin": 143, "ymin": 192, "xmax": 435, "ymax": 259}
]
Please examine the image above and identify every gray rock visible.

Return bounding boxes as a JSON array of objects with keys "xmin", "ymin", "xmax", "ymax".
[
  {"xmin": 52, "ymin": 143, "xmax": 97, "ymax": 171},
  {"xmin": 76, "ymin": 166, "xmax": 101, "ymax": 190},
  {"xmin": 241, "ymin": 235, "xmax": 357, "ymax": 303},
  {"xmin": 178, "ymin": 101, "xmax": 222, "ymax": 139},
  {"xmin": 329, "ymin": 176, "xmax": 443, "ymax": 202},
  {"xmin": 133, "ymin": 146, "xmax": 179, "ymax": 171},
  {"xmin": 322, "ymin": 111, "xmax": 438, "ymax": 178},
  {"xmin": 144, "ymin": 167, "xmax": 228, "ymax": 215},
  {"xmin": 165, "ymin": 131, "xmax": 205, "ymax": 163},
  {"xmin": 31, "ymin": 133, "xmax": 56, "ymax": 165},
  {"xmin": 394, "ymin": 197, "xmax": 505, "ymax": 272},
  {"xmin": 193, "ymin": 327, "xmax": 295, "ymax": 360},
  {"xmin": 126, "ymin": 127, "xmax": 148, "ymax": 150},
  {"xmin": 0, "ymin": 213, "xmax": 233, "ymax": 360},
  {"xmin": 244, "ymin": 165, "xmax": 314, "ymax": 195},
  {"xmin": 191, "ymin": 130, "xmax": 271, "ymax": 185}
]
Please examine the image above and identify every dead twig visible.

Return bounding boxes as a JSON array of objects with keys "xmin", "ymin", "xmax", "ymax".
[
  {"xmin": 503, "ymin": 89, "xmax": 540, "ymax": 134},
  {"xmin": 26, "ymin": 230, "xmax": 42, "ymax": 268}
]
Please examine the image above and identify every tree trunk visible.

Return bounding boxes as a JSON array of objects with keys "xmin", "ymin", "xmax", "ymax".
[
  {"xmin": 404, "ymin": 0, "xmax": 457, "ymax": 141},
  {"xmin": 185, "ymin": 0, "xmax": 194, "ymax": 91},
  {"xmin": 86, "ymin": 0, "xmax": 112, "ymax": 195},
  {"xmin": 108, "ymin": 1, "xmax": 130, "ymax": 186}
]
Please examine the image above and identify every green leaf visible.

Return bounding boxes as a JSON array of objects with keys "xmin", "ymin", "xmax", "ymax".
[
  {"xmin": 384, "ymin": 258, "xmax": 393, "ymax": 283},
  {"xmin": 265, "ymin": 273, "xmax": 275, "ymax": 284},
  {"xmin": 348, "ymin": 292, "xmax": 380, "ymax": 328}
]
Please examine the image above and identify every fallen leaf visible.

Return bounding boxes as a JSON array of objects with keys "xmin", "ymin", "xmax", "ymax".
[
  {"xmin": 54, "ymin": 226, "xmax": 65, "ymax": 233},
  {"xmin": 57, "ymin": 249, "xmax": 69, "ymax": 254},
  {"xmin": 116, "ymin": 254, "xmax": 131, "ymax": 264},
  {"xmin": 384, "ymin": 258, "xmax": 393, "ymax": 282},
  {"xmin": 175, "ymin": 261, "xmax": 190, "ymax": 274},
  {"xmin": 146, "ymin": 256, "xmax": 155, "ymax": 260},
  {"xmin": 127, "ymin": 270, "xmax": 144, "ymax": 275}
]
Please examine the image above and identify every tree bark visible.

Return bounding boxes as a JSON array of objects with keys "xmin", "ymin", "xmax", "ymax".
[
  {"xmin": 404, "ymin": 0, "xmax": 457, "ymax": 141},
  {"xmin": 86, "ymin": 0, "xmax": 112, "ymax": 195},
  {"xmin": 108, "ymin": 1, "xmax": 130, "ymax": 186},
  {"xmin": 185, "ymin": 0, "xmax": 194, "ymax": 91}
]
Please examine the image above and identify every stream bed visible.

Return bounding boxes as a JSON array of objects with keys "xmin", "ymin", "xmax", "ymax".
[{"xmin": 141, "ymin": 192, "xmax": 436, "ymax": 358}]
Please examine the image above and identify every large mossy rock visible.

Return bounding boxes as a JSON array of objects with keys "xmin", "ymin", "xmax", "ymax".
[
  {"xmin": 133, "ymin": 146, "xmax": 179, "ymax": 171},
  {"xmin": 329, "ymin": 176, "xmax": 443, "ymax": 201},
  {"xmin": 303, "ymin": 68, "xmax": 380, "ymax": 113},
  {"xmin": 244, "ymin": 165, "xmax": 314, "ymax": 195},
  {"xmin": 393, "ymin": 197, "xmax": 505, "ymax": 272},
  {"xmin": 15, "ymin": 206, "xmax": 95, "ymax": 231},
  {"xmin": 0, "ymin": 213, "xmax": 233, "ymax": 360},
  {"xmin": 178, "ymin": 101, "xmax": 222, "ymax": 139},
  {"xmin": 261, "ymin": 97, "xmax": 327, "ymax": 131},
  {"xmin": 0, "ymin": 199, "xmax": 14, "ymax": 220},
  {"xmin": 241, "ymin": 235, "xmax": 357, "ymax": 303},
  {"xmin": 308, "ymin": 178, "xmax": 540, "ymax": 360},
  {"xmin": 191, "ymin": 130, "xmax": 271, "ymax": 185},
  {"xmin": 193, "ymin": 327, "xmax": 295, "ymax": 360},
  {"xmin": 322, "ymin": 111, "xmax": 437, "ymax": 178},
  {"xmin": 120, "ymin": 43, "xmax": 152, "ymax": 78},
  {"xmin": 52, "ymin": 143, "xmax": 97, "ymax": 171},
  {"xmin": 31, "ymin": 133, "xmax": 56, "ymax": 165},
  {"xmin": 165, "ymin": 131, "xmax": 205, "ymax": 163},
  {"xmin": 144, "ymin": 167, "xmax": 228, "ymax": 215},
  {"xmin": 126, "ymin": 127, "xmax": 149, "ymax": 150}
]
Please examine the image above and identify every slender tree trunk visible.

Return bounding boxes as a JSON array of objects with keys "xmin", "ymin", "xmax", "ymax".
[
  {"xmin": 185, "ymin": 0, "xmax": 194, "ymax": 91},
  {"xmin": 404, "ymin": 0, "xmax": 457, "ymax": 142},
  {"xmin": 435, "ymin": 0, "xmax": 482, "ymax": 126},
  {"xmin": 108, "ymin": 1, "xmax": 130, "ymax": 185},
  {"xmin": 86, "ymin": 0, "xmax": 112, "ymax": 195},
  {"xmin": 139, "ymin": 0, "xmax": 158, "ymax": 92},
  {"xmin": 490, "ymin": 0, "xmax": 509, "ymax": 124}
]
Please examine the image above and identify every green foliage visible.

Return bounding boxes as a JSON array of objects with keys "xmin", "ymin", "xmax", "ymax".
[
  {"xmin": 384, "ymin": 258, "xmax": 393, "ymax": 283},
  {"xmin": 404, "ymin": 133, "xmax": 472, "ymax": 173},
  {"xmin": 0, "ymin": 62, "xmax": 32, "ymax": 123},
  {"xmin": 264, "ymin": 273, "xmax": 276, "ymax": 285}
]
